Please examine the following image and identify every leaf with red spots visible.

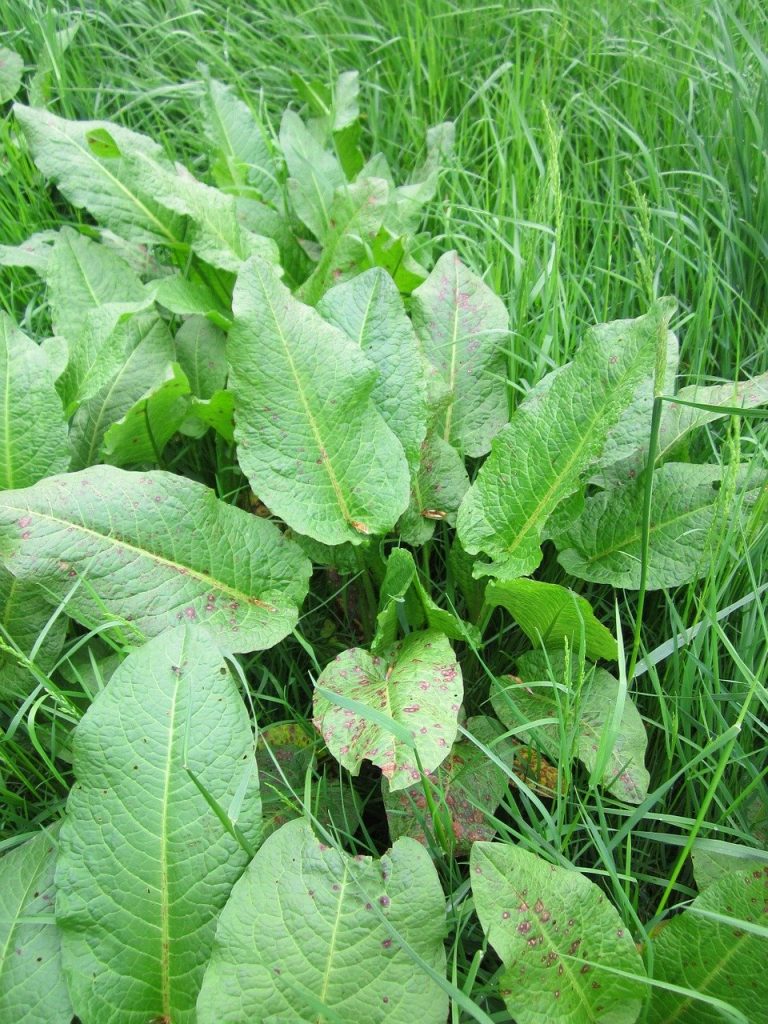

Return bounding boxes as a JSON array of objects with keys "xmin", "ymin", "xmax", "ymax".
[
  {"xmin": 313, "ymin": 629, "xmax": 463, "ymax": 791},
  {"xmin": 492, "ymin": 651, "xmax": 650, "ymax": 804},
  {"xmin": 649, "ymin": 865, "xmax": 768, "ymax": 1023},
  {"xmin": 471, "ymin": 841, "xmax": 647, "ymax": 1023},
  {"xmin": 0, "ymin": 465, "xmax": 310, "ymax": 653},
  {"xmin": 197, "ymin": 819, "xmax": 448, "ymax": 1024},
  {"xmin": 383, "ymin": 716, "xmax": 511, "ymax": 852},
  {"xmin": 411, "ymin": 251, "xmax": 509, "ymax": 458}
]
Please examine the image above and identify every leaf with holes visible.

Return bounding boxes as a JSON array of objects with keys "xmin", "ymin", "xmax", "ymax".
[
  {"xmin": 0, "ymin": 825, "xmax": 72, "ymax": 1024},
  {"xmin": 197, "ymin": 818, "xmax": 448, "ymax": 1024},
  {"xmin": 485, "ymin": 578, "xmax": 618, "ymax": 661},
  {"xmin": 313, "ymin": 630, "xmax": 462, "ymax": 791},
  {"xmin": 492, "ymin": 653, "xmax": 649, "ymax": 804},
  {"xmin": 56, "ymin": 625, "xmax": 262, "ymax": 1024},
  {"xmin": 553, "ymin": 462, "xmax": 765, "ymax": 590},
  {"xmin": 649, "ymin": 864, "xmax": 768, "ymax": 1023},
  {"xmin": 318, "ymin": 267, "xmax": 428, "ymax": 471},
  {"xmin": 411, "ymin": 251, "xmax": 509, "ymax": 458},
  {"xmin": 458, "ymin": 300, "xmax": 675, "ymax": 579},
  {"xmin": 0, "ymin": 313, "xmax": 69, "ymax": 491},
  {"xmin": 0, "ymin": 465, "xmax": 310, "ymax": 653},
  {"xmin": 383, "ymin": 715, "xmax": 511, "ymax": 852},
  {"xmin": 471, "ymin": 842, "xmax": 647, "ymax": 1024},
  {"xmin": 229, "ymin": 256, "xmax": 410, "ymax": 544}
]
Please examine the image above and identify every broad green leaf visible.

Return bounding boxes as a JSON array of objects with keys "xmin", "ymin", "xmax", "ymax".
[
  {"xmin": 492, "ymin": 654, "xmax": 650, "ymax": 803},
  {"xmin": 197, "ymin": 818, "xmax": 448, "ymax": 1024},
  {"xmin": 318, "ymin": 267, "xmax": 429, "ymax": 470},
  {"xmin": 485, "ymin": 578, "xmax": 618, "ymax": 661},
  {"xmin": 594, "ymin": 330, "xmax": 679, "ymax": 472},
  {"xmin": 124, "ymin": 150, "xmax": 279, "ymax": 271},
  {"xmin": 471, "ymin": 842, "xmax": 646, "ymax": 1024},
  {"xmin": 0, "ymin": 826, "xmax": 73, "ymax": 1024},
  {"xmin": 0, "ymin": 466, "xmax": 310, "ymax": 653},
  {"xmin": 372, "ymin": 548, "xmax": 478, "ymax": 653},
  {"xmin": 201, "ymin": 72, "xmax": 281, "ymax": 206},
  {"xmin": 174, "ymin": 316, "xmax": 228, "ymax": 398},
  {"xmin": 13, "ymin": 104, "xmax": 186, "ymax": 247},
  {"xmin": 182, "ymin": 391, "xmax": 235, "ymax": 443},
  {"xmin": 457, "ymin": 299, "xmax": 675, "ymax": 578},
  {"xmin": 0, "ymin": 313, "xmax": 69, "ymax": 490},
  {"xmin": 46, "ymin": 227, "xmax": 146, "ymax": 344},
  {"xmin": 383, "ymin": 715, "xmax": 510, "ymax": 852},
  {"xmin": 56, "ymin": 625, "xmax": 262, "ymax": 1024},
  {"xmin": 280, "ymin": 108, "xmax": 346, "ymax": 237},
  {"xmin": 398, "ymin": 433, "xmax": 470, "ymax": 546},
  {"xmin": 388, "ymin": 121, "xmax": 455, "ymax": 234},
  {"xmin": 69, "ymin": 315, "xmax": 175, "ymax": 470},
  {"xmin": 151, "ymin": 275, "xmax": 231, "ymax": 325},
  {"xmin": 56, "ymin": 295, "xmax": 161, "ymax": 414},
  {"xmin": 0, "ymin": 47, "xmax": 23, "ymax": 103},
  {"xmin": 659, "ymin": 372, "xmax": 768, "ymax": 456},
  {"xmin": 297, "ymin": 177, "xmax": 389, "ymax": 304},
  {"xmin": 649, "ymin": 864, "xmax": 768, "ymax": 1023},
  {"xmin": 691, "ymin": 844, "xmax": 768, "ymax": 892},
  {"xmin": 313, "ymin": 629, "xmax": 462, "ymax": 791},
  {"xmin": 598, "ymin": 370, "xmax": 768, "ymax": 485},
  {"xmin": 102, "ymin": 363, "xmax": 191, "ymax": 466},
  {"xmin": 229, "ymin": 256, "xmax": 410, "ymax": 544},
  {"xmin": 412, "ymin": 251, "xmax": 509, "ymax": 458},
  {"xmin": 28, "ymin": 19, "xmax": 80, "ymax": 107},
  {"xmin": 554, "ymin": 463, "xmax": 762, "ymax": 590},
  {"xmin": 0, "ymin": 231, "xmax": 58, "ymax": 273},
  {"xmin": 367, "ymin": 230, "xmax": 429, "ymax": 293},
  {"xmin": 0, "ymin": 566, "xmax": 67, "ymax": 696}
]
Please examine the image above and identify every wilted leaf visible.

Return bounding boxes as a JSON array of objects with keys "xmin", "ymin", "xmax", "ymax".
[
  {"xmin": 492, "ymin": 653, "xmax": 650, "ymax": 803},
  {"xmin": 383, "ymin": 715, "xmax": 510, "ymax": 852}
]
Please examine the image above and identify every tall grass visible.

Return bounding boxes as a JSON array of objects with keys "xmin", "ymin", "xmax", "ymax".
[{"xmin": 1, "ymin": 0, "xmax": 766, "ymax": 1007}]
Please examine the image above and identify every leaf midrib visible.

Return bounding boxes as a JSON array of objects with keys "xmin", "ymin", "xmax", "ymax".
[
  {"xmin": 315, "ymin": 862, "xmax": 350, "ymax": 1022},
  {"xmin": 254, "ymin": 262, "xmax": 355, "ymax": 528},
  {"xmin": 501, "ymin": 345, "xmax": 652, "ymax": 562},
  {"xmin": 5, "ymin": 503, "xmax": 275, "ymax": 611}
]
